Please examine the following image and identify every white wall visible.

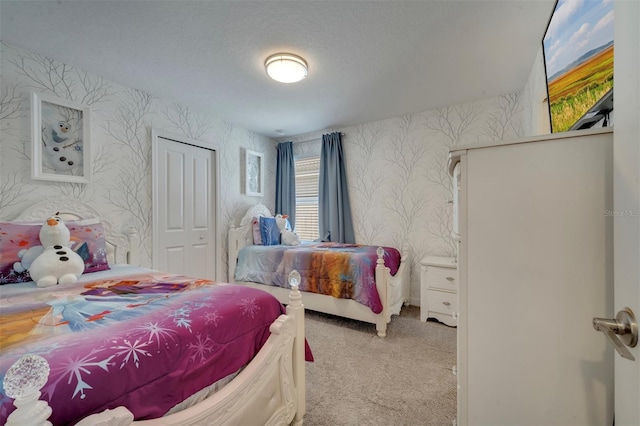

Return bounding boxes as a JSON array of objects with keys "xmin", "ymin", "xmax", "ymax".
[
  {"xmin": 1, "ymin": 42, "xmax": 528, "ymax": 305},
  {"xmin": 0, "ymin": 42, "xmax": 276, "ymax": 278},
  {"xmin": 286, "ymin": 94, "xmax": 524, "ymax": 305},
  {"xmin": 521, "ymin": 46, "xmax": 552, "ymax": 136}
]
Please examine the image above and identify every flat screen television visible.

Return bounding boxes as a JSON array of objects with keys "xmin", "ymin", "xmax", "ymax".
[{"xmin": 542, "ymin": 0, "xmax": 614, "ymax": 133}]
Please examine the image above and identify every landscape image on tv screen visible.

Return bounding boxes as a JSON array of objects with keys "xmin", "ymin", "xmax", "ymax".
[{"xmin": 543, "ymin": 0, "xmax": 614, "ymax": 133}]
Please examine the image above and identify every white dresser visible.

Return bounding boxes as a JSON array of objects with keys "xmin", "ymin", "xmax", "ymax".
[
  {"xmin": 420, "ymin": 256, "xmax": 457, "ymax": 327},
  {"xmin": 449, "ymin": 128, "xmax": 614, "ymax": 426}
]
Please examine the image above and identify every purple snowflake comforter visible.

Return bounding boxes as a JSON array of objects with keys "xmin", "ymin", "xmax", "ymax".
[{"xmin": 0, "ymin": 268, "xmax": 286, "ymax": 425}]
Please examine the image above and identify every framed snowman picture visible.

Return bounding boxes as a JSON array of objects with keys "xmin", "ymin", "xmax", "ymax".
[{"xmin": 31, "ymin": 92, "xmax": 91, "ymax": 183}]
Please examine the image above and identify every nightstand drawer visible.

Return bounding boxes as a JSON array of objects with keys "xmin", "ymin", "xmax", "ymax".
[
  {"xmin": 427, "ymin": 289, "xmax": 458, "ymax": 316},
  {"xmin": 420, "ymin": 256, "xmax": 457, "ymax": 325},
  {"xmin": 427, "ymin": 266, "xmax": 457, "ymax": 291}
]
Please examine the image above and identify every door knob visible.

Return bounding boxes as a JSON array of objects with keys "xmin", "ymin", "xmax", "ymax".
[{"xmin": 593, "ymin": 307, "xmax": 638, "ymax": 361}]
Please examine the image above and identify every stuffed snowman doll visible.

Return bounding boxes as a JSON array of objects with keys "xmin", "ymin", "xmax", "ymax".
[
  {"xmin": 275, "ymin": 214, "xmax": 300, "ymax": 246},
  {"xmin": 29, "ymin": 214, "xmax": 85, "ymax": 288}
]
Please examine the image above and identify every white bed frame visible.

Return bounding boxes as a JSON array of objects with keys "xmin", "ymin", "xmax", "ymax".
[
  {"xmin": 228, "ymin": 204, "xmax": 411, "ymax": 337},
  {"xmin": 14, "ymin": 198, "xmax": 140, "ymax": 266},
  {"xmin": 4, "ymin": 199, "xmax": 307, "ymax": 426}
]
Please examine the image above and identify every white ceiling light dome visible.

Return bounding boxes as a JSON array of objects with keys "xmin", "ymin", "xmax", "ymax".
[{"xmin": 265, "ymin": 53, "xmax": 308, "ymax": 83}]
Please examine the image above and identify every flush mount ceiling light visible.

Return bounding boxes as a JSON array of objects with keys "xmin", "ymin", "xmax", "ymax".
[{"xmin": 265, "ymin": 53, "xmax": 308, "ymax": 83}]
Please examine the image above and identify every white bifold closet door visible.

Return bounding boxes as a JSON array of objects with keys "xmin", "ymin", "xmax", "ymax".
[{"xmin": 154, "ymin": 136, "xmax": 216, "ymax": 281}]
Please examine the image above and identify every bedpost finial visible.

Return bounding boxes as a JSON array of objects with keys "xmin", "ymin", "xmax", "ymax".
[
  {"xmin": 4, "ymin": 354, "xmax": 52, "ymax": 426},
  {"xmin": 288, "ymin": 270, "xmax": 302, "ymax": 305},
  {"xmin": 4, "ymin": 355, "xmax": 50, "ymax": 399},
  {"xmin": 288, "ymin": 269, "xmax": 301, "ymax": 288}
]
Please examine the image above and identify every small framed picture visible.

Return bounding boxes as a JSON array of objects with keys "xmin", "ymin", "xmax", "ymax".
[
  {"xmin": 31, "ymin": 92, "xmax": 91, "ymax": 183},
  {"xmin": 245, "ymin": 149, "xmax": 264, "ymax": 196}
]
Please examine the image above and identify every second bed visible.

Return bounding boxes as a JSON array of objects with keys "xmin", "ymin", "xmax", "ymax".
[{"xmin": 229, "ymin": 204, "xmax": 411, "ymax": 337}]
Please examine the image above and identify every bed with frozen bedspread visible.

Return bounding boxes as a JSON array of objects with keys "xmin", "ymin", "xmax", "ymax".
[
  {"xmin": 234, "ymin": 242, "xmax": 401, "ymax": 313},
  {"xmin": 0, "ymin": 199, "xmax": 308, "ymax": 426},
  {"xmin": 229, "ymin": 204, "xmax": 411, "ymax": 337},
  {"xmin": 1, "ymin": 269, "xmax": 290, "ymax": 424}
]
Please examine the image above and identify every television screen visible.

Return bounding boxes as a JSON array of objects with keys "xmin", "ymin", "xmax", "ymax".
[{"xmin": 543, "ymin": 0, "xmax": 614, "ymax": 133}]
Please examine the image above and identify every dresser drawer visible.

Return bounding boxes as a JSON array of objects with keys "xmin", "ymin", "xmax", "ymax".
[
  {"xmin": 426, "ymin": 265, "xmax": 457, "ymax": 291},
  {"xmin": 427, "ymin": 289, "xmax": 458, "ymax": 316}
]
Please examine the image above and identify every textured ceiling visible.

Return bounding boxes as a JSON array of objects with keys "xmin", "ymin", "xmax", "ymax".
[{"xmin": 0, "ymin": 0, "xmax": 555, "ymax": 138}]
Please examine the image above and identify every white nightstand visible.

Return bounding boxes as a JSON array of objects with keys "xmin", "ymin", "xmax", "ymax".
[{"xmin": 420, "ymin": 256, "xmax": 458, "ymax": 327}]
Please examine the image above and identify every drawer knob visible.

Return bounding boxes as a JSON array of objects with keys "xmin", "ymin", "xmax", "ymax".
[
  {"xmin": 443, "ymin": 301, "xmax": 451, "ymax": 306},
  {"xmin": 446, "ymin": 276, "xmax": 454, "ymax": 281}
]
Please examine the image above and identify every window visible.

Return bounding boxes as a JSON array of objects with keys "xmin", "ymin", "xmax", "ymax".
[{"xmin": 294, "ymin": 156, "xmax": 320, "ymax": 241}]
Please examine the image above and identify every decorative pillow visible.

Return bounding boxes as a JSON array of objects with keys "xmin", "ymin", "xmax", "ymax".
[
  {"xmin": 66, "ymin": 222, "xmax": 110, "ymax": 273},
  {"xmin": 259, "ymin": 216, "xmax": 280, "ymax": 246},
  {"xmin": 0, "ymin": 220, "xmax": 110, "ymax": 284}
]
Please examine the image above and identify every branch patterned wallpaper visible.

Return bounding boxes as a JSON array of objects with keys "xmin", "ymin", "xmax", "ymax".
[
  {"xmin": 1, "ymin": 42, "xmax": 527, "ymax": 304},
  {"xmin": 288, "ymin": 94, "xmax": 524, "ymax": 304},
  {"xmin": 0, "ymin": 42, "xmax": 276, "ymax": 276}
]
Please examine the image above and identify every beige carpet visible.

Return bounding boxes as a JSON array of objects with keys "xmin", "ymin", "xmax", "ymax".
[{"xmin": 304, "ymin": 306, "xmax": 457, "ymax": 426}]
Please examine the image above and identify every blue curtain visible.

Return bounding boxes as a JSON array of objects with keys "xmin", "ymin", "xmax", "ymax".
[
  {"xmin": 318, "ymin": 132, "xmax": 355, "ymax": 243},
  {"xmin": 275, "ymin": 141, "xmax": 296, "ymax": 228}
]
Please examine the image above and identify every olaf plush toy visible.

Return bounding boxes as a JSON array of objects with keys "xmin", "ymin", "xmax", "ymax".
[
  {"xmin": 29, "ymin": 214, "xmax": 85, "ymax": 288},
  {"xmin": 275, "ymin": 214, "xmax": 300, "ymax": 246}
]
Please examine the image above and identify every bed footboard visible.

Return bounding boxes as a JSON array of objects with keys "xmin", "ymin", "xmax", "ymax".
[
  {"xmin": 4, "ymin": 287, "xmax": 306, "ymax": 426},
  {"xmin": 374, "ymin": 246, "xmax": 411, "ymax": 337}
]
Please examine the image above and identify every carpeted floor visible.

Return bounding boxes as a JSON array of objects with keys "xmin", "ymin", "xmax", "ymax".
[{"xmin": 303, "ymin": 306, "xmax": 457, "ymax": 426}]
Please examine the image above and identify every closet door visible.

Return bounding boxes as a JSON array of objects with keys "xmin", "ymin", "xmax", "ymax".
[{"xmin": 153, "ymin": 134, "xmax": 217, "ymax": 281}]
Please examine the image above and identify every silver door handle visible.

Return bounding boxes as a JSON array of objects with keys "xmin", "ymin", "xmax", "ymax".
[{"xmin": 593, "ymin": 307, "xmax": 638, "ymax": 361}]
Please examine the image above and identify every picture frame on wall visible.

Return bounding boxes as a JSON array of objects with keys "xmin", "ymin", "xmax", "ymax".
[
  {"xmin": 31, "ymin": 92, "xmax": 91, "ymax": 184},
  {"xmin": 245, "ymin": 149, "xmax": 264, "ymax": 196}
]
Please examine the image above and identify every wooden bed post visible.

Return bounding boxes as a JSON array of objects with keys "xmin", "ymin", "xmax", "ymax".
[
  {"xmin": 375, "ymin": 247, "xmax": 389, "ymax": 337},
  {"xmin": 227, "ymin": 228, "xmax": 238, "ymax": 283},
  {"xmin": 400, "ymin": 246, "xmax": 411, "ymax": 305},
  {"xmin": 227, "ymin": 225, "xmax": 253, "ymax": 283},
  {"xmin": 127, "ymin": 227, "xmax": 140, "ymax": 266},
  {"xmin": 286, "ymin": 273, "xmax": 306, "ymax": 426}
]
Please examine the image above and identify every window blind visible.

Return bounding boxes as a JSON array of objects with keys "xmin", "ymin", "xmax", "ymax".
[{"xmin": 294, "ymin": 156, "xmax": 320, "ymax": 241}]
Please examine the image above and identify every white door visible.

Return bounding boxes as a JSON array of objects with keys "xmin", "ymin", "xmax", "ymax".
[
  {"xmin": 153, "ymin": 133, "xmax": 217, "ymax": 281},
  {"xmin": 612, "ymin": 0, "xmax": 639, "ymax": 422}
]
